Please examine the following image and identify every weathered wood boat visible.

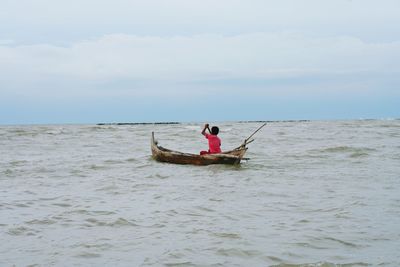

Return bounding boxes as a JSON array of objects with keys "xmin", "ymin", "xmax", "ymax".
[
  {"xmin": 151, "ymin": 124, "xmax": 266, "ymax": 166},
  {"xmin": 151, "ymin": 132, "xmax": 248, "ymax": 165}
]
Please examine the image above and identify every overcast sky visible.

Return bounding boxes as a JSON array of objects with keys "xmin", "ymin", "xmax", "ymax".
[{"xmin": 1, "ymin": 0, "xmax": 399, "ymax": 124}]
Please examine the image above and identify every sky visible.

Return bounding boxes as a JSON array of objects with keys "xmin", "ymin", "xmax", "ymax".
[{"xmin": 1, "ymin": 0, "xmax": 399, "ymax": 124}]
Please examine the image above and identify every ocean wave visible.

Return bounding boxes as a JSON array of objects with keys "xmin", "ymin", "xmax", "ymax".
[
  {"xmin": 212, "ymin": 232, "xmax": 241, "ymax": 239},
  {"xmin": 87, "ymin": 125, "xmax": 118, "ymax": 132},
  {"xmin": 7, "ymin": 226, "xmax": 39, "ymax": 236},
  {"xmin": 83, "ymin": 217, "xmax": 139, "ymax": 228},
  {"xmin": 1, "ymin": 121, "xmax": 399, "ymax": 266},
  {"xmin": 64, "ymin": 209, "xmax": 116, "ymax": 216},
  {"xmin": 9, "ymin": 160, "xmax": 29, "ymax": 166},
  {"xmin": 216, "ymin": 247, "xmax": 262, "ymax": 258},
  {"xmin": 308, "ymin": 146, "xmax": 376, "ymax": 158},
  {"xmin": 164, "ymin": 261, "xmax": 195, "ymax": 267},
  {"xmin": 320, "ymin": 146, "xmax": 374, "ymax": 153},
  {"xmin": 271, "ymin": 262, "xmax": 370, "ymax": 267},
  {"xmin": 74, "ymin": 252, "xmax": 102, "ymax": 258},
  {"xmin": 25, "ymin": 218, "xmax": 57, "ymax": 225},
  {"xmin": 184, "ymin": 125, "xmax": 200, "ymax": 131}
]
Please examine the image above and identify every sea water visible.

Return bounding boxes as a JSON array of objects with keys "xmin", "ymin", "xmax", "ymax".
[{"xmin": 1, "ymin": 120, "xmax": 399, "ymax": 266}]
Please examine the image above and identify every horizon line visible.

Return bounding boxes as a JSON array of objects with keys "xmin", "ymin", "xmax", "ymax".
[{"xmin": 1, "ymin": 118, "xmax": 399, "ymax": 127}]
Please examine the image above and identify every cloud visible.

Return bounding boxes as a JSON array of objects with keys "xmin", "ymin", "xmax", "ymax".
[
  {"xmin": 1, "ymin": 1, "xmax": 399, "ymax": 123},
  {"xmin": 2, "ymin": 0, "xmax": 400, "ymax": 43},
  {"xmin": 1, "ymin": 33, "xmax": 399, "ymax": 91}
]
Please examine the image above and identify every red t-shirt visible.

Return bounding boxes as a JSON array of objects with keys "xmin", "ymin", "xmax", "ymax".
[{"xmin": 205, "ymin": 133, "xmax": 221, "ymax": 153}]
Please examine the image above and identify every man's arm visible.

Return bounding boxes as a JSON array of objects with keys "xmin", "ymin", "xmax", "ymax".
[{"xmin": 201, "ymin": 123, "xmax": 210, "ymax": 136}]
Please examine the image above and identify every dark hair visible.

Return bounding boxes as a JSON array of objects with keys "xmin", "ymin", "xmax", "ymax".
[{"xmin": 211, "ymin": 126, "xmax": 219, "ymax": 135}]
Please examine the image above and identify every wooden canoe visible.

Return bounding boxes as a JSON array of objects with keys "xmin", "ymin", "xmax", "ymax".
[{"xmin": 151, "ymin": 132, "xmax": 248, "ymax": 165}]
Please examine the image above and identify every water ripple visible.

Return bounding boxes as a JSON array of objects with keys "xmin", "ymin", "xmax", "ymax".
[{"xmin": 1, "ymin": 120, "xmax": 399, "ymax": 266}]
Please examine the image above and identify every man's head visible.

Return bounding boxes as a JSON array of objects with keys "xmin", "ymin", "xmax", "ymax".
[{"xmin": 211, "ymin": 126, "xmax": 219, "ymax": 135}]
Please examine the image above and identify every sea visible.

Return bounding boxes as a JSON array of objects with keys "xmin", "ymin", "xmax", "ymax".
[{"xmin": 1, "ymin": 120, "xmax": 399, "ymax": 267}]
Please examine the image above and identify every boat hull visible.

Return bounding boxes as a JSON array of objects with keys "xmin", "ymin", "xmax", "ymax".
[{"xmin": 151, "ymin": 132, "xmax": 247, "ymax": 166}]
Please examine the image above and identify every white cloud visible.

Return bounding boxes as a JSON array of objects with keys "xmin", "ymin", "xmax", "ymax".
[
  {"xmin": 0, "ymin": 0, "xmax": 399, "ymax": 124},
  {"xmin": 2, "ymin": 0, "xmax": 400, "ymax": 45},
  {"xmin": 1, "ymin": 33, "xmax": 399, "ymax": 88},
  {"xmin": 1, "ymin": 0, "xmax": 400, "ymax": 95}
]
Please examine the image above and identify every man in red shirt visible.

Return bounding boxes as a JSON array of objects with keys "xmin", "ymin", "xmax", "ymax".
[{"xmin": 200, "ymin": 123, "xmax": 222, "ymax": 155}]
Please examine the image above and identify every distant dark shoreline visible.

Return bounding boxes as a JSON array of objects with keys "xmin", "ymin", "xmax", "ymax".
[
  {"xmin": 96, "ymin": 120, "xmax": 312, "ymax": 126},
  {"xmin": 0, "ymin": 118, "xmax": 398, "ymax": 127},
  {"xmin": 96, "ymin": 122, "xmax": 181, "ymax": 126},
  {"xmin": 238, "ymin": 120, "xmax": 311, "ymax": 123}
]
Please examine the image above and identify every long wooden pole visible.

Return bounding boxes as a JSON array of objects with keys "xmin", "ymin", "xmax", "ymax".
[
  {"xmin": 232, "ymin": 123, "xmax": 267, "ymax": 150},
  {"xmin": 244, "ymin": 123, "xmax": 267, "ymax": 144}
]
